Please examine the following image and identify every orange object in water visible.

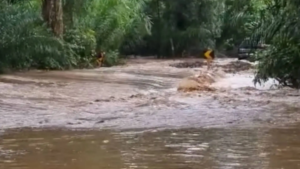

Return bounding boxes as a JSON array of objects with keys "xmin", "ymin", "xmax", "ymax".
[{"xmin": 96, "ymin": 51, "xmax": 106, "ymax": 67}]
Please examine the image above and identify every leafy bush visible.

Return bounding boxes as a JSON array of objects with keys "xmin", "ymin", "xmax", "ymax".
[
  {"xmin": 0, "ymin": 0, "xmax": 151, "ymax": 72},
  {"xmin": 250, "ymin": 1, "xmax": 300, "ymax": 88},
  {"xmin": 0, "ymin": 1, "xmax": 76, "ymax": 72},
  {"xmin": 69, "ymin": 0, "xmax": 151, "ymax": 66},
  {"xmin": 103, "ymin": 50, "xmax": 124, "ymax": 67},
  {"xmin": 230, "ymin": 0, "xmax": 300, "ymax": 88},
  {"xmin": 63, "ymin": 28, "xmax": 97, "ymax": 68},
  {"xmin": 254, "ymin": 41, "xmax": 300, "ymax": 88}
]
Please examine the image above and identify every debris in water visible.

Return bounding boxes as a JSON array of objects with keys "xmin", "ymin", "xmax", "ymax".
[
  {"xmin": 218, "ymin": 61, "xmax": 253, "ymax": 73},
  {"xmin": 238, "ymin": 86, "xmax": 257, "ymax": 91},
  {"xmin": 169, "ymin": 61, "xmax": 205, "ymax": 68},
  {"xmin": 177, "ymin": 70, "xmax": 225, "ymax": 92},
  {"xmin": 103, "ymin": 140, "xmax": 109, "ymax": 144},
  {"xmin": 177, "ymin": 73, "xmax": 215, "ymax": 92},
  {"xmin": 94, "ymin": 99, "xmax": 110, "ymax": 102},
  {"xmin": 129, "ymin": 93, "xmax": 144, "ymax": 98}
]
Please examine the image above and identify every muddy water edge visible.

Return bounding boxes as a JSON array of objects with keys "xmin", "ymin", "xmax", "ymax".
[{"xmin": 1, "ymin": 58, "xmax": 300, "ymax": 169}]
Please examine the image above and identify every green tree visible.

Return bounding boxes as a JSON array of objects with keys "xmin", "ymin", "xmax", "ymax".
[
  {"xmin": 216, "ymin": 0, "xmax": 267, "ymax": 51},
  {"xmin": 0, "ymin": 0, "xmax": 151, "ymax": 71},
  {"xmin": 121, "ymin": 0, "xmax": 225, "ymax": 58},
  {"xmin": 231, "ymin": 0, "xmax": 300, "ymax": 88},
  {"xmin": 42, "ymin": 0, "xmax": 64, "ymax": 37},
  {"xmin": 0, "ymin": 1, "xmax": 75, "ymax": 71},
  {"xmin": 253, "ymin": 0, "xmax": 300, "ymax": 88}
]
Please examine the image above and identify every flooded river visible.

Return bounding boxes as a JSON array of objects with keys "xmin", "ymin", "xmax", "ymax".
[
  {"xmin": 0, "ymin": 58, "xmax": 300, "ymax": 168},
  {"xmin": 1, "ymin": 126, "xmax": 300, "ymax": 169}
]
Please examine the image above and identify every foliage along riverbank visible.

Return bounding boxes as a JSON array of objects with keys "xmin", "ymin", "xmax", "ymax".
[{"xmin": 1, "ymin": 0, "xmax": 300, "ymax": 88}]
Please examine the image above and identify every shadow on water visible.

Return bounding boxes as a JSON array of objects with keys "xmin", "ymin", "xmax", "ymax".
[{"xmin": 1, "ymin": 126, "xmax": 300, "ymax": 169}]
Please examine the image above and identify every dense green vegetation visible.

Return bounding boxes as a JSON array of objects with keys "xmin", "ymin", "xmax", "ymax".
[
  {"xmin": 1, "ymin": 0, "xmax": 300, "ymax": 88},
  {"xmin": 0, "ymin": 0, "xmax": 150, "ymax": 70}
]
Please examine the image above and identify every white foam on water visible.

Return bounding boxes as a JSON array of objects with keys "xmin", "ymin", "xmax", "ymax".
[{"xmin": 212, "ymin": 73, "xmax": 278, "ymax": 90}]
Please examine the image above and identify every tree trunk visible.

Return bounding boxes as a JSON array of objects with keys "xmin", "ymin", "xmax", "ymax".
[{"xmin": 42, "ymin": 0, "xmax": 63, "ymax": 38}]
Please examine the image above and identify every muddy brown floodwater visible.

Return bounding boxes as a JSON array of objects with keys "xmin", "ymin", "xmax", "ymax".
[
  {"xmin": 1, "ymin": 126, "xmax": 300, "ymax": 169},
  {"xmin": 1, "ymin": 58, "xmax": 300, "ymax": 168}
]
